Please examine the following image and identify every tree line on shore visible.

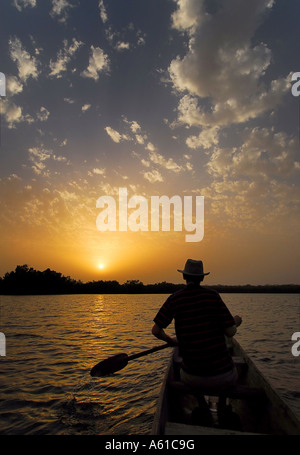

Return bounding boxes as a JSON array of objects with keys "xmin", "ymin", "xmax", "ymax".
[{"xmin": 0, "ymin": 265, "xmax": 299, "ymax": 295}]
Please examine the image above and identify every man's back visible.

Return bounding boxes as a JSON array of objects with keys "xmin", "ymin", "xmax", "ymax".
[{"xmin": 154, "ymin": 283, "xmax": 235, "ymax": 376}]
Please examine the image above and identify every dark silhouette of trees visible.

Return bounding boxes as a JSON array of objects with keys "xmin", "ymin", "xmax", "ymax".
[
  {"xmin": 0, "ymin": 265, "xmax": 299, "ymax": 295},
  {"xmin": 0, "ymin": 265, "xmax": 81, "ymax": 295}
]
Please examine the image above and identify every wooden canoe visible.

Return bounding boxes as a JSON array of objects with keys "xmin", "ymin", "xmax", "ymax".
[{"xmin": 152, "ymin": 338, "xmax": 300, "ymax": 435}]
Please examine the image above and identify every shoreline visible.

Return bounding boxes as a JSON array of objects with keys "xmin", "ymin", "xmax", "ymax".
[
  {"xmin": 1, "ymin": 286, "xmax": 300, "ymax": 296},
  {"xmin": 1, "ymin": 267, "xmax": 299, "ymax": 295}
]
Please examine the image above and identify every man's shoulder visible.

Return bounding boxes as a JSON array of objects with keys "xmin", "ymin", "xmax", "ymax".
[
  {"xmin": 167, "ymin": 286, "xmax": 187, "ymax": 300},
  {"xmin": 169, "ymin": 285, "xmax": 220, "ymax": 299},
  {"xmin": 200, "ymin": 286, "xmax": 220, "ymax": 296},
  {"xmin": 169, "ymin": 286, "xmax": 185, "ymax": 296}
]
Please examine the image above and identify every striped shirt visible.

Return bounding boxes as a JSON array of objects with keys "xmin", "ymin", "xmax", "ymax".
[{"xmin": 153, "ymin": 284, "xmax": 235, "ymax": 376}]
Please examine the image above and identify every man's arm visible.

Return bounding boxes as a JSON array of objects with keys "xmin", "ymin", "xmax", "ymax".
[
  {"xmin": 152, "ymin": 323, "xmax": 178, "ymax": 346},
  {"xmin": 224, "ymin": 325, "xmax": 237, "ymax": 337},
  {"xmin": 224, "ymin": 315, "xmax": 242, "ymax": 338}
]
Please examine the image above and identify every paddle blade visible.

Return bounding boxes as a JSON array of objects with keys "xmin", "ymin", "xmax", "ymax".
[{"xmin": 90, "ymin": 353, "xmax": 129, "ymax": 377}]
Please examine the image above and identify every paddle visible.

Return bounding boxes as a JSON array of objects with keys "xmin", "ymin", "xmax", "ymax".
[{"xmin": 90, "ymin": 343, "xmax": 171, "ymax": 377}]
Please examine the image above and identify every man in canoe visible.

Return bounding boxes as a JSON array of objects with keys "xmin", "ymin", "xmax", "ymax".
[{"xmin": 152, "ymin": 259, "xmax": 242, "ymax": 389}]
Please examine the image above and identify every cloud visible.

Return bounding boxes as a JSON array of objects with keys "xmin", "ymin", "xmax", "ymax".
[
  {"xmin": 130, "ymin": 121, "xmax": 141, "ymax": 133},
  {"xmin": 168, "ymin": 0, "xmax": 287, "ymax": 128},
  {"xmin": 132, "ymin": 145, "xmax": 192, "ymax": 185},
  {"xmin": 104, "ymin": 126, "xmax": 122, "ymax": 143},
  {"xmin": 52, "ymin": 154, "xmax": 68, "ymax": 163},
  {"xmin": 104, "ymin": 22, "xmax": 146, "ymax": 51},
  {"xmin": 28, "ymin": 147, "xmax": 51, "ymax": 176},
  {"xmin": 104, "ymin": 126, "xmax": 130, "ymax": 143},
  {"xmin": 92, "ymin": 168, "xmax": 106, "ymax": 175},
  {"xmin": 146, "ymin": 142, "xmax": 156, "ymax": 152},
  {"xmin": 123, "ymin": 118, "xmax": 141, "ymax": 133},
  {"xmin": 13, "ymin": 0, "xmax": 36, "ymax": 11},
  {"xmin": 207, "ymin": 128, "xmax": 300, "ymax": 180},
  {"xmin": 81, "ymin": 104, "xmax": 91, "ymax": 112},
  {"xmin": 141, "ymin": 159, "xmax": 151, "ymax": 167},
  {"xmin": 115, "ymin": 41, "xmax": 130, "ymax": 51},
  {"xmin": 87, "ymin": 167, "xmax": 106, "ymax": 178},
  {"xmin": 28, "ymin": 146, "xmax": 68, "ymax": 176},
  {"xmin": 6, "ymin": 75, "xmax": 23, "ymax": 96},
  {"xmin": 0, "ymin": 176, "xmax": 88, "ymax": 236},
  {"xmin": 201, "ymin": 177, "xmax": 300, "ymax": 230},
  {"xmin": 105, "ymin": 118, "xmax": 188, "ymax": 179},
  {"xmin": 98, "ymin": 0, "xmax": 108, "ymax": 23},
  {"xmin": 1, "ymin": 74, "xmax": 34, "ymax": 128},
  {"xmin": 171, "ymin": 0, "xmax": 205, "ymax": 32},
  {"xmin": 136, "ymin": 30, "xmax": 146, "ymax": 46},
  {"xmin": 104, "ymin": 119, "xmax": 150, "ymax": 146},
  {"xmin": 135, "ymin": 134, "xmax": 146, "ymax": 145},
  {"xmin": 104, "ymin": 118, "xmax": 190, "ymax": 180},
  {"xmin": 37, "ymin": 107, "xmax": 50, "ymax": 122},
  {"xmin": 200, "ymin": 126, "xmax": 300, "ymax": 225},
  {"xmin": 49, "ymin": 38, "xmax": 83, "ymax": 78},
  {"xmin": 1, "ymin": 74, "xmax": 35, "ymax": 128},
  {"xmin": 9, "ymin": 36, "xmax": 39, "ymax": 82},
  {"xmin": 185, "ymin": 161, "xmax": 193, "ymax": 171},
  {"xmin": 64, "ymin": 97, "xmax": 75, "ymax": 104},
  {"xmin": 149, "ymin": 151, "xmax": 184, "ymax": 173},
  {"xmin": 1, "ymin": 100, "xmax": 24, "ymax": 128},
  {"xmin": 28, "ymin": 146, "xmax": 52, "ymax": 162},
  {"xmin": 81, "ymin": 46, "xmax": 110, "ymax": 81},
  {"xmin": 143, "ymin": 169, "xmax": 164, "ymax": 183},
  {"xmin": 173, "ymin": 78, "xmax": 290, "ymax": 128},
  {"xmin": 186, "ymin": 126, "xmax": 220, "ymax": 150},
  {"xmin": 50, "ymin": 0, "xmax": 74, "ymax": 22}
]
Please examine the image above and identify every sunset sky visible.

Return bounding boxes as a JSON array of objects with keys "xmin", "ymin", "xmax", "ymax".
[{"xmin": 0, "ymin": 0, "xmax": 299, "ymax": 285}]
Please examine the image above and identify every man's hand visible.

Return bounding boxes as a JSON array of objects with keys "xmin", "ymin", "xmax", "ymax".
[
  {"xmin": 234, "ymin": 315, "xmax": 242, "ymax": 327},
  {"xmin": 152, "ymin": 323, "xmax": 178, "ymax": 346},
  {"xmin": 166, "ymin": 336, "xmax": 178, "ymax": 346}
]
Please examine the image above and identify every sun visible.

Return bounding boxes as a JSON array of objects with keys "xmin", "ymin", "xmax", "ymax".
[{"xmin": 98, "ymin": 264, "xmax": 104, "ymax": 270}]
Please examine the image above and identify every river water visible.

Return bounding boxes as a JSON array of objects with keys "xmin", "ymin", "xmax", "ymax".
[{"xmin": 0, "ymin": 293, "xmax": 299, "ymax": 435}]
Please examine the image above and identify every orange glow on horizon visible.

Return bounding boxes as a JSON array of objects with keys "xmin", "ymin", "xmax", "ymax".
[{"xmin": 0, "ymin": 199, "xmax": 299, "ymax": 286}]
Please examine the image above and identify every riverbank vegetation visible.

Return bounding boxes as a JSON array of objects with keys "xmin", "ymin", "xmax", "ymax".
[{"xmin": 0, "ymin": 265, "xmax": 299, "ymax": 295}]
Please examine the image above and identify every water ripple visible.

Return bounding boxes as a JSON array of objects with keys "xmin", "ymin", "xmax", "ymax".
[{"xmin": 0, "ymin": 293, "xmax": 299, "ymax": 434}]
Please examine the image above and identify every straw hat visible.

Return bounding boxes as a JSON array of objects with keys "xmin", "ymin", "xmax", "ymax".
[{"xmin": 177, "ymin": 259, "xmax": 210, "ymax": 276}]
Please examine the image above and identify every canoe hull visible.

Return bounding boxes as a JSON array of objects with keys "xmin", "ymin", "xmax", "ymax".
[{"xmin": 152, "ymin": 338, "xmax": 300, "ymax": 435}]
